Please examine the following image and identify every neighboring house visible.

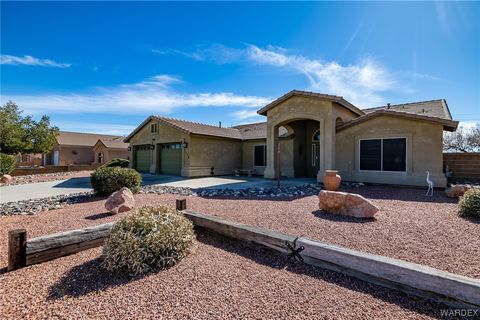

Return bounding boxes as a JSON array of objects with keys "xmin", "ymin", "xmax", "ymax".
[
  {"xmin": 93, "ymin": 138, "xmax": 130, "ymax": 164},
  {"xmin": 124, "ymin": 90, "xmax": 458, "ymax": 187},
  {"xmin": 44, "ymin": 131, "xmax": 128, "ymax": 165}
]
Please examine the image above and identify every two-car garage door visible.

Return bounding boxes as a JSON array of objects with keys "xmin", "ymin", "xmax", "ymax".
[{"xmin": 134, "ymin": 143, "xmax": 182, "ymax": 175}]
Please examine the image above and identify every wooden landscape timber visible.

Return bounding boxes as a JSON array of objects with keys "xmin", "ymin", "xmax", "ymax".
[
  {"xmin": 25, "ymin": 222, "xmax": 114, "ymax": 266},
  {"xmin": 5, "ymin": 199, "xmax": 480, "ymax": 309}
]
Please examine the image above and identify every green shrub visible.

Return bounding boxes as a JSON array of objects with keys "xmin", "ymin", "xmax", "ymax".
[
  {"xmin": 103, "ymin": 206, "xmax": 195, "ymax": 275},
  {"xmin": 0, "ymin": 153, "xmax": 16, "ymax": 175},
  {"xmin": 459, "ymin": 188, "xmax": 480, "ymax": 218},
  {"xmin": 90, "ymin": 166, "xmax": 141, "ymax": 196},
  {"xmin": 101, "ymin": 158, "xmax": 130, "ymax": 168}
]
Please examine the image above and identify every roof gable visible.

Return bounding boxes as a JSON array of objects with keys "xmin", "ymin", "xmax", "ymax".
[
  {"xmin": 257, "ymin": 90, "xmax": 364, "ymax": 116},
  {"xmin": 337, "ymin": 109, "xmax": 458, "ymax": 132}
]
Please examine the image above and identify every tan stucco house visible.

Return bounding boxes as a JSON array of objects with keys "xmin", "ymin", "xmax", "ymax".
[
  {"xmin": 44, "ymin": 131, "xmax": 129, "ymax": 165},
  {"xmin": 124, "ymin": 90, "xmax": 458, "ymax": 187}
]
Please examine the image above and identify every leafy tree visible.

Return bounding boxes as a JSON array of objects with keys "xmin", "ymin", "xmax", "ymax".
[
  {"xmin": 0, "ymin": 101, "xmax": 59, "ymax": 155},
  {"xmin": 443, "ymin": 124, "xmax": 480, "ymax": 152}
]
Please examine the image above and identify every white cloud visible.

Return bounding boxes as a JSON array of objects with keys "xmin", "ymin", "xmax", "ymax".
[
  {"xmin": 53, "ymin": 121, "xmax": 136, "ymax": 135},
  {"xmin": 230, "ymin": 109, "xmax": 263, "ymax": 122},
  {"xmin": 165, "ymin": 44, "xmax": 398, "ymax": 108},
  {"xmin": 1, "ymin": 74, "xmax": 271, "ymax": 115},
  {"xmin": 0, "ymin": 54, "xmax": 71, "ymax": 68},
  {"xmin": 244, "ymin": 45, "xmax": 395, "ymax": 108}
]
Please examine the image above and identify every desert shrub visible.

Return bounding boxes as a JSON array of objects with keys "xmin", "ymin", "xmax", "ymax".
[
  {"xmin": 101, "ymin": 158, "xmax": 130, "ymax": 168},
  {"xmin": 90, "ymin": 166, "xmax": 141, "ymax": 196},
  {"xmin": 0, "ymin": 153, "xmax": 16, "ymax": 175},
  {"xmin": 103, "ymin": 206, "xmax": 195, "ymax": 275},
  {"xmin": 459, "ymin": 188, "xmax": 480, "ymax": 218}
]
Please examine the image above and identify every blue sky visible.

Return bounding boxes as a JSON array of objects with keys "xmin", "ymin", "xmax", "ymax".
[{"xmin": 1, "ymin": 1, "xmax": 479, "ymax": 135}]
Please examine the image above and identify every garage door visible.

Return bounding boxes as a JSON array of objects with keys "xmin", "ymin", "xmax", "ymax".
[
  {"xmin": 135, "ymin": 145, "xmax": 151, "ymax": 173},
  {"xmin": 160, "ymin": 143, "xmax": 182, "ymax": 175}
]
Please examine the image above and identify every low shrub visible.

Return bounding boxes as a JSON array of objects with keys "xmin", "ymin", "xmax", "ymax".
[
  {"xmin": 101, "ymin": 158, "xmax": 130, "ymax": 168},
  {"xmin": 459, "ymin": 188, "xmax": 480, "ymax": 218},
  {"xmin": 90, "ymin": 166, "xmax": 141, "ymax": 196},
  {"xmin": 0, "ymin": 153, "xmax": 16, "ymax": 175},
  {"xmin": 103, "ymin": 206, "xmax": 195, "ymax": 275}
]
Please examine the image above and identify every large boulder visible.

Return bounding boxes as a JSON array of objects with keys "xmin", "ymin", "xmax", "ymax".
[
  {"xmin": 445, "ymin": 185, "xmax": 471, "ymax": 198},
  {"xmin": 319, "ymin": 190, "xmax": 378, "ymax": 218},
  {"xmin": 0, "ymin": 174, "xmax": 13, "ymax": 184},
  {"xmin": 105, "ymin": 187, "xmax": 135, "ymax": 214}
]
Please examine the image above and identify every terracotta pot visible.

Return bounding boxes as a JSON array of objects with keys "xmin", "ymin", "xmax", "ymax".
[{"xmin": 323, "ymin": 170, "xmax": 341, "ymax": 191}]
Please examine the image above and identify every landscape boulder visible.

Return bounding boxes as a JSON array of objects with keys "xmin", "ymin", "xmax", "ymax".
[
  {"xmin": 445, "ymin": 185, "xmax": 471, "ymax": 198},
  {"xmin": 319, "ymin": 190, "xmax": 378, "ymax": 218},
  {"xmin": 0, "ymin": 174, "xmax": 13, "ymax": 184},
  {"xmin": 105, "ymin": 187, "xmax": 135, "ymax": 214}
]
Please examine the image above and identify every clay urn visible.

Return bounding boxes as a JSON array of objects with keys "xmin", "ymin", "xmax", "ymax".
[{"xmin": 323, "ymin": 170, "xmax": 341, "ymax": 191}]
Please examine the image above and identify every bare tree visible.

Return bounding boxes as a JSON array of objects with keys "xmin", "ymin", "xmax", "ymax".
[{"xmin": 443, "ymin": 123, "xmax": 480, "ymax": 152}]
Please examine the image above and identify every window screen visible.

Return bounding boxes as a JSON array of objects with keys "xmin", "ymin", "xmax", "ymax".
[
  {"xmin": 254, "ymin": 145, "xmax": 267, "ymax": 166},
  {"xmin": 382, "ymin": 138, "xmax": 406, "ymax": 171},
  {"xmin": 360, "ymin": 139, "xmax": 381, "ymax": 171}
]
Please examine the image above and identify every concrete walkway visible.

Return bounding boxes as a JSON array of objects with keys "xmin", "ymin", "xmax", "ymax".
[{"xmin": 0, "ymin": 174, "xmax": 316, "ymax": 203}]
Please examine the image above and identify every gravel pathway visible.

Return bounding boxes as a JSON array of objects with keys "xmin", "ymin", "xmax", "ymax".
[
  {"xmin": 0, "ymin": 186, "xmax": 478, "ymax": 279},
  {"xmin": 0, "ymin": 233, "xmax": 452, "ymax": 319}
]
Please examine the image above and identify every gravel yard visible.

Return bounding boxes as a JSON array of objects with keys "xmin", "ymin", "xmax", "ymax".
[
  {"xmin": 1, "ymin": 170, "xmax": 92, "ymax": 186},
  {"xmin": 0, "ymin": 186, "xmax": 478, "ymax": 279},
  {"xmin": 0, "ymin": 233, "xmax": 451, "ymax": 319}
]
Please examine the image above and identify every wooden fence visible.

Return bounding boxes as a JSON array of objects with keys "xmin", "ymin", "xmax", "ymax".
[
  {"xmin": 444, "ymin": 152, "xmax": 480, "ymax": 182},
  {"xmin": 5, "ymin": 199, "xmax": 480, "ymax": 309}
]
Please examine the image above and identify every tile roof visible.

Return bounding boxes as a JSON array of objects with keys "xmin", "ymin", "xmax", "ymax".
[
  {"xmin": 257, "ymin": 90, "xmax": 364, "ymax": 116},
  {"xmin": 156, "ymin": 117, "xmax": 244, "ymax": 140},
  {"xmin": 337, "ymin": 109, "xmax": 458, "ymax": 132},
  {"xmin": 97, "ymin": 137, "xmax": 129, "ymax": 149},
  {"xmin": 233, "ymin": 122, "xmax": 267, "ymax": 140},
  {"xmin": 363, "ymin": 99, "xmax": 453, "ymax": 120},
  {"xmin": 57, "ymin": 131, "xmax": 124, "ymax": 147}
]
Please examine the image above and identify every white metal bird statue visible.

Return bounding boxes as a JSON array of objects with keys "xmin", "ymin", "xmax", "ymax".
[{"xmin": 426, "ymin": 171, "xmax": 434, "ymax": 196}]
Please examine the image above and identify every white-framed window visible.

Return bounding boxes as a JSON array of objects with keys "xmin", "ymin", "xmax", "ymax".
[
  {"xmin": 311, "ymin": 144, "xmax": 317, "ymax": 166},
  {"xmin": 151, "ymin": 123, "xmax": 158, "ymax": 133},
  {"xmin": 359, "ymin": 138, "xmax": 407, "ymax": 172},
  {"xmin": 253, "ymin": 145, "xmax": 267, "ymax": 167}
]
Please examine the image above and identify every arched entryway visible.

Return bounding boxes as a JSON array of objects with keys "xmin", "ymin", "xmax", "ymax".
[{"xmin": 265, "ymin": 116, "xmax": 332, "ymax": 180}]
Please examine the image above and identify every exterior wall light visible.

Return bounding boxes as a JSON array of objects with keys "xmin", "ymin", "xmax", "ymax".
[
  {"xmin": 150, "ymin": 144, "xmax": 155, "ymax": 150},
  {"xmin": 182, "ymin": 142, "xmax": 188, "ymax": 148},
  {"xmin": 128, "ymin": 146, "xmax": 132, "ymax": 151}
]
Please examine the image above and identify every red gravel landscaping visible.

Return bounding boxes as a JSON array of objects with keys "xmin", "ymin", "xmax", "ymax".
[
  {"xmin": 0, "ymin": 186, "xmax": 478, "ymax": 279},
  {"xmin": 0, "ymin": 233, "xmax": 452, "ymax": 319},
  {"xmin": 0, "ymin": 186, "xmax": 476, "ymax": 319}
]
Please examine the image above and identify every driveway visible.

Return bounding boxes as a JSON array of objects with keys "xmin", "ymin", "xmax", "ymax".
[{"xmin": 0, "ymin": 174, "xmax": 316, "ymax": 203}]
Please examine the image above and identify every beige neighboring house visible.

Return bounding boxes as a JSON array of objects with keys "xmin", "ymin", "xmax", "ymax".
[
  {"xmin": 93, "ymin": 138, "xmax": 130, "ymax": 164},
  {"xmin": 44, "ymin": 131, "xmax": 129, "ymax": 166},
  {"xmin": 124, "ymin": 90, "xmax": 458, "ymax": 187}
]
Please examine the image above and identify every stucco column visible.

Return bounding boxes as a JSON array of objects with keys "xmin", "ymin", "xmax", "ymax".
[
  {"xmin": 264, "ymin": 124, "xmax": 278, "ymax": 179},
  {"xmin": 317, "ymin": 117, "xmax": 335, "ymax": 182}
]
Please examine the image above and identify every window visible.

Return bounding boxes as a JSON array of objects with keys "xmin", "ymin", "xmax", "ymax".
[
  {"xmin": 151, "ymin": 123, "xmax": 158, "ymax": 133},
  {"xmin": 360, "ymin": 138, "xmax": 406, "ymax": 172},
  {"xmin": 97, "ymin": 152, "xmax": 104, "ymax": 163},
  {"xmin": 312, "ymin": 130, "xmax": 320, "ymax": 141},
  {"xmin": 254, "ymin": 145, "xmax": 267, "ymax": 166}
]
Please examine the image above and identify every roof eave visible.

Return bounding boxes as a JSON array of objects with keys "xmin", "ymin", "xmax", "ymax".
[{"xmin": 336, "ymin": 110, "xmax": 459, "ymax": 132}]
